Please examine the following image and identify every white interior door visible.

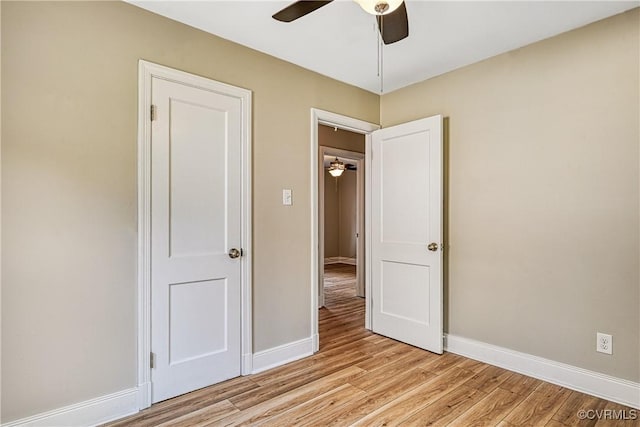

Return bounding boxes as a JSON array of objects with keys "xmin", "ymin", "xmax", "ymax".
[
  {"xmin": 371, "ymin": 115, "xmax": 443, "ymax": 353},
  {"xmin": 150, "ymin": 76, "xmax": 242, "ymax": 403}
]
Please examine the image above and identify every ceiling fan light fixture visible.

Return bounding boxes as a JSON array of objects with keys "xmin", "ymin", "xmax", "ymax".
[
  {"xmin": 355, "ymin": 0, "xmax": 403, "ymax": 16},
  {"xmin": 328, "ymin": 157, "xmax": 346, "ymax": 177}
]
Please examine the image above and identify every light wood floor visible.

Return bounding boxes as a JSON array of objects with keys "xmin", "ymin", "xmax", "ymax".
[{"xmin": 107, "ymin": 264, "xmax": 637, "ymax": 426}]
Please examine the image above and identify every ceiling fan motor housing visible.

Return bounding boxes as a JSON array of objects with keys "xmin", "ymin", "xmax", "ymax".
[
  {"xmin": 375, "ymin": 2, "xmax": 390, "ymax": 14},
  {"xmin": 355, "ymin": 0, "xmax": 403, "ymax": 16}
]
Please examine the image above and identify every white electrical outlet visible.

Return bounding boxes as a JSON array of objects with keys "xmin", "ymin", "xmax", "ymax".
[{"xmin": 596, "ymin": 332, "xmax": 612, "ymax": 355}]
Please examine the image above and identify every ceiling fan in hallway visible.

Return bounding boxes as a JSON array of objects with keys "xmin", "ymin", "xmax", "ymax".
[{"xmin": 273, "ymin": 0, "xmax": 409, "ymax": 45}]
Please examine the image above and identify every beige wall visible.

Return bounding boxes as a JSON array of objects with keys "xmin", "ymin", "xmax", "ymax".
[
  {"xmin": 381, "ymin": 9, "xmax": 640, "ymax": 382},
  {"xmin": 338, "ymin": 170, "xmax": 357, "ymax": 258},
  {"xmin": 324, "ymin": 170, "xmax": 358, "ymax": 259},
  {"xmin": 319, "ymin": 124, "xmax": 365, "ymax": 154},
  {"xmin": 0, "ymin": 1, "xmax": 379, "ymax": 422},
  {"xmin": 324, "ymin": 172, "xmax": 340, "ymax": 258}
]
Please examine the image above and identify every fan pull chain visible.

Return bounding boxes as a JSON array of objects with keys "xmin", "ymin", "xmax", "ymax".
[
  {"xmin": 376, "ymin": 22, "xmax": 380, "ymax": 78},
  {"xmin": 379, "ymin": 15, "xmax": 384, "ymax": 93}
]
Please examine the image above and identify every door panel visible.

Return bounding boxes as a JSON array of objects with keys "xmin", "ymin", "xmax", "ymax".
[
  {"xmin": 169, "ymin": 279, "xmax": 228, "ymax": 364},
  {"xmin": 151, "ymin": 77, "xmax": 242, "ymax": 403},
  {"xmin": 381, "ymin": 131, "xmax": 430, "ymax": 244},
  {"xmin": 168, "ymin": 99, "xmax": 228, "ymax": 257},
  {"xmin": 371, "ymin": 115, "xmax": 443, "ymax": 353},
  {"xmin": 381, "ymin": 261, "xmax": 430, "ymax": 324}
]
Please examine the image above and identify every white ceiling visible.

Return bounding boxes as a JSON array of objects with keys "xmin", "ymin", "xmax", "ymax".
[{"xmin": 128, "ymin": 0, "xmax": 638, "ymax": 94}]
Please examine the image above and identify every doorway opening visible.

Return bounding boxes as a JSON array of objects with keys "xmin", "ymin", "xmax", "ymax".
[
  {"xmin": 319, "ymin": 142, "xmax": 365, "ymax": 305},
  {"xmin": 319, "ymin": 142, "xmax": 365, "ymax": 348},
  {"xmin": 309, "ymin": 109, "xmax": 379, "ymax": 353}
]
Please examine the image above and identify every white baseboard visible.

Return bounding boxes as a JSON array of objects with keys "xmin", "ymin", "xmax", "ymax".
[
  {"xmin": 445, "ymin": 334, "xmax": 640, "ymax": 409},
  {"xmin": 252, "ymin": 337, "xmax": 314, "ymax": 374},
  {"xmin": 2, "ymin": 387, "xmax": 139, "ymax": 427},
  {"xmin": 324, "ymin": 257, "xmax": 356, "ymax": 265}
]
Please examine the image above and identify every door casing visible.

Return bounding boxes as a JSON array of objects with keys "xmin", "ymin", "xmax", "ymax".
[
  {"xmin": 310, "ymin": 109, "xmax": 379, "ymax": 351},
  {"xmin": 137, "ymin": 60, "xmax": 252, "ymax": 409}
]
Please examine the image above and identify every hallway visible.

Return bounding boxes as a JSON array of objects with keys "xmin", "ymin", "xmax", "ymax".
[{"xmin": 320, "ymin": 263, "xmax": 369, "ymax": 351}]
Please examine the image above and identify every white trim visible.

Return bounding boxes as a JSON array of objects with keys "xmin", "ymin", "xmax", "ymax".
[
  {"xmin": 1, "ymin": 388, "xmax": 139, "ymax": 427},
  {"xmin": 324, "ymin": 257, "xmax": 357, "ymax": 265},
  {"xmin": 364, "ymin": 134, "xmax": 372, "ymax": 330},
  {"xmin": 310, "ymin": 108, "xmax": 379, "ymax": 352},
  {"xmin": 251, "ymin": 337, "xmax": 314, "ymax": 374},
  {"xmin": 445, "ymin": 334, "xmax": 640, "ymax": 409},
  {"xmin": 137, "ymin": 60, "xmax": 252, "ymax": 408}
]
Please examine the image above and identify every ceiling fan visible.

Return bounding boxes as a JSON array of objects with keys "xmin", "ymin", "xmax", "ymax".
[{"xmin": 272, "ymin": 0, "xmax": 409, "ymax": 45}]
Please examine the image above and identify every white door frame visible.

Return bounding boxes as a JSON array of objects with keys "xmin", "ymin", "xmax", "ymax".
[
  {"xmin": 137, "ymin": 60, "xmax": 252, "ymax": 409},
  {"xmin": 318, "ymin": 146, "xmax": 365, "ymax": 308},
  {"xmin": 310, "ymin": 108, "xmax": 379, "ymax": 352}
]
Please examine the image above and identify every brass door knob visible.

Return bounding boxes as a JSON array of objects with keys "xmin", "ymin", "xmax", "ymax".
[
  {"xmin": 228, "ymin": 248, "xmax": 241, "ymax": 259},
  {"xmin": 427, "ymin": 243, "xmax": 439, "ymax": 252}
]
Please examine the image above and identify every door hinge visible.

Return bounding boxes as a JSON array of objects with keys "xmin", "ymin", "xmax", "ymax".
[
  {"xmin": 150, "ymin": 352, "xmax": 156, "ymax": 369},
  {"xmin": 150, "ymin": 105, "xmax": 156, "ymax": 121}
]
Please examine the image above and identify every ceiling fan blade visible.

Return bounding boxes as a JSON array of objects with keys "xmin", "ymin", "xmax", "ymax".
[
  {"xmin": 272, "ymin": 1, "xmax": 334, "ymax": 23},
  {"xmin": 376, "ymin": 2, "xmax": 409, "ymax": 44}
]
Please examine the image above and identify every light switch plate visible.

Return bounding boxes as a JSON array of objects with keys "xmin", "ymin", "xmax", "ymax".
[{"xmin": 282, "ymin": 189, "xmax": 292, "ymax": 206}]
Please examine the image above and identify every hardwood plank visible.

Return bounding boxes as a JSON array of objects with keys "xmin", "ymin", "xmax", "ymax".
[
  {"xmin": 154, "ymin": 400, "xmax": 238, "ymax": 427},
  {"xmin": 418, "ymin": 351, "xmax": 466, "ymax": 374},
  {"xmin": 400, "ymin": 385, "xmax": 487, "ymax": 426},
  {"xmin": 317, "ymin": 333, "xmax": 398, "ymax": 360},
  {"xmin": 104, "ymin": 376, "xmax": 258, "ymax": 427},
  {"xmin": 210, "ymin": 366, "xmax": 365, "ymax": 426},
  {"xmin": 351, "ymin": 367, "xmax": 477, "ymax": 426},
  {"xmin": 350, "ymin": 350, "xmax": 437, "ymax": 391},
  {"xmin": 552, "ymin": 390, "xmax": 608, "ymax": 426},
  {"xmin": 594, "ymin": 401, "xmax": 640, "ymax": 427},
  {"xmin": 320, "ymin": 328, "xmax": 375, "ymax": 351},
  {"xmin": 250, "ymin": 347, "xmax": 366, "ymax": 386},
  {"xmin": 321, "ymin": 368, "xmax": 438, "ymax": 426},
  {"xmin": 499, "ymin": 371, "xmax": 544, "ymax": 396},
  {"xmin": 457, "ymin": 357, "xmax": 492, "ymax": 373},
  {"xmin": 449, "ymin": 387, "xmax": 526, "ymax": 427},
  {"xmin": 503, "ymin": 382, "xmax": 572, "ymax": 426},
  {"xmin": 228, "ymin": 350, "xmax": 370, "ymax": 410},
  {"xmin": 345, "ymin": 334, "xmax": 400, "ymax": 356},
  {"xmin": 354, "ymin": 344, "xmax": 434, "ymax": 373},
  {"xmin": 463, "ymin": 365, "xmax": 519, "ymax": 395},
  {"xmin": 255, "ymin": 383, "xmax": 366, "ymax": 426}
]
